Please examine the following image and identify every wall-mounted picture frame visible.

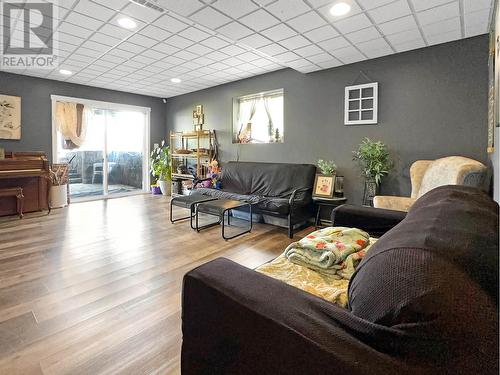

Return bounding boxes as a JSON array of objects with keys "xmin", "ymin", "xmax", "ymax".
[
  {"xmin": 0, "ymin": 94, "xmax": 21, "ymax": 140},
  {"xmin": 344, "ymin": 82, "xmax": 378, "ymax": 125},
  {"xmin": 313, "ymin": 174, "xmax": 336, "ymax": 198}
]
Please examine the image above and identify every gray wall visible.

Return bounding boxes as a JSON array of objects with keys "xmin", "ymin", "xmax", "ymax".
[
  {"xmin": 166, "ymin": 35, "xmax": 489, "ymax": 205},
  {"xmin": 0, "ymin": 71, "xmax": 166, "ymax": 161}
]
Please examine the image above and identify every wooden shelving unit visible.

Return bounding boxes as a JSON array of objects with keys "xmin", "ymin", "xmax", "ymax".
[{"xmin": 170, "ymin": 130, "xmax": 215, "ymax": 196}]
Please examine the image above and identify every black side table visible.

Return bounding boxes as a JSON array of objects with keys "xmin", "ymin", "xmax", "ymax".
[
  {"xmin": 313, "ymin": 197, "xmax": 347, "ymax": 229},
  {"xmin": 170, "ymin": 194, "xmax": 217, "ymax": 229}
]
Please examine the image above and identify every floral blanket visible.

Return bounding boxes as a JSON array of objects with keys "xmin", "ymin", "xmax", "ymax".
[{"xmin": 284, "ymin": 227, "xmax": 370, "ymax": 278}]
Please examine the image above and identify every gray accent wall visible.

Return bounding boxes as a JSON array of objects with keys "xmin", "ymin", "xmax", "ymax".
[
  {"xmin": 166, "ymin": 35, "xmax": 490, "ymax": 205},
  {"xmin": 0, "ymin": 71, "xmax": 166, "ymax": 161}
]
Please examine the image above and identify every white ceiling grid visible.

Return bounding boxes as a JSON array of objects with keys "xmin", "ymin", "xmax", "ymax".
[{"xmin": 0, "ymin": 0, "xmax": 493, "ymax": 98}]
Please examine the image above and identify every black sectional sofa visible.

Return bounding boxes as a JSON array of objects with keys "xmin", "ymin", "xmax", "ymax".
[
  {"xmin": 181, "ymin": 186, "xmax": 499, "ymax": 375},
  {"xmin": 195, "ymin": 161, "xmax": 316, "ymax": 238}
]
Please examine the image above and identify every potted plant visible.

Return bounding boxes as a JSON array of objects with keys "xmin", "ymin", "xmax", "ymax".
[
  {"xmin": 317, "ymin": 159, "xmax": 337, "ymax": 176},
  {"xmin": 150, "ymin": 140, "xmax": 172, "ymax": 196},
  {"xmin": 352, "ymin": 138, "xmax": 392, "ymax": 206}
]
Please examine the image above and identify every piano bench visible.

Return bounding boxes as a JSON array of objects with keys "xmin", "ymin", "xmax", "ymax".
[{"xmin": 0, "ymin": 188, "xmax": 24, "ymax": 218}]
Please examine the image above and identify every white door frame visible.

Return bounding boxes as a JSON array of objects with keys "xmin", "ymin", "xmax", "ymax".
[{"xmin": 51, "ymin": 95, "xmax": 151, "ymax": 200}]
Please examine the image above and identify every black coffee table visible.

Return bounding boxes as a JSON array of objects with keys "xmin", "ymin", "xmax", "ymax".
[
  {"xmin": 195, "ymin": 199, "xmax": 253, "ymax": 240},
  {"xmin": 170, "ymin": 194, "xmax": 217, "ymax": 229}
]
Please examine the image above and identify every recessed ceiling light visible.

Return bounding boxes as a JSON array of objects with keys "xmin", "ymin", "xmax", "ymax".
[
  {"xmin": 117, "ymin": 17, "xmax": 137, "ymax": 29},
  {"xmin": 330, "ymin": 2, "xmax": 351, "ymax": 16},
  {"xmin": 170, "ymin": 78, "xmax": 181, "ymax": 83},
  {"xmin": 59, "ymin": 69, "xmax": 72, "ymax": 75}
]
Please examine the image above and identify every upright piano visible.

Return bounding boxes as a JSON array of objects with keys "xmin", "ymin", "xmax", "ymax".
[{"xmin": 0, "ymin": 151, "xmax": 50, "ymax": 217}]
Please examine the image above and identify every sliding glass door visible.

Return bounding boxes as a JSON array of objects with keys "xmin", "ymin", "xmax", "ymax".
[{"xmin": 54, "ymin": 99, "xmax": 149, "ymax": 200}]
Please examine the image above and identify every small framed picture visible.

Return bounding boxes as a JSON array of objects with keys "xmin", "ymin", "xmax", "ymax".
[{"xmin": 313, "ymin": 174, "xmax": 336, "ymax": 198}]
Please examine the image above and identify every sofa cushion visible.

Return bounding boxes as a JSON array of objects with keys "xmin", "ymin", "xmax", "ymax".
[
  {"xmin": 349, "ymin": 185, "xmax": 498, "ymax": 339},
  {"xmin": 220, "ymin": 161, "xmax": 316, "ymax": 198},
  {"xmin": 195, "ymin": 187, "xmax": 291, "ymax": 215}
]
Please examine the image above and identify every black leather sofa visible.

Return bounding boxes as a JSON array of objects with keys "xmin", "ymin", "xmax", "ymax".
[
  {"xmin": 181, "ymin": 186, "xmax": 499, "ymax": 374},
  {"xmin": 195, "ymin": 161, "xmax": 316, "ymax": 238}
]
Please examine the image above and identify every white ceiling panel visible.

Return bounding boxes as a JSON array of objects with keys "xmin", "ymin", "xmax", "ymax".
[{"xmin": 4, "ymin": 0, "xmax": 493, "ymax": 98}]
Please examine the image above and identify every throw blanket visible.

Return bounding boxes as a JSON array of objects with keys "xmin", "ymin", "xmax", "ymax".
[{"xmin": 285, "ymin": 227, "xmax": 370, "ymax": 278}]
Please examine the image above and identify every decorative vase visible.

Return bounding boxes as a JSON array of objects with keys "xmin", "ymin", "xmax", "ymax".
[
  {"xmin": 362, "ymin": 179, "xmax": 378, "ymax": 206},
  {"xmin": 50, "ymin": 184, "xmax": 68, "ymax": 208},
  {"xmin": 158, "ymin": 180, "xmax": 171, "ymax": 196}
]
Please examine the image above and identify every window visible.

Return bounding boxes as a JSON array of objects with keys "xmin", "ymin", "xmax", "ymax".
[
  {"xmin": 233, "ymin": 89, "xmax": 284, "ymax": 144},
  {"xmin": 344, "ymin": 82, "xmax": 378, "ymax": 125}
]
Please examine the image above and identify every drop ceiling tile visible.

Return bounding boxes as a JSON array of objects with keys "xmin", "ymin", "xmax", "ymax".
[
  {"xmin": 163, "ymin": 55, "xmax": 186, "ymax": 65},
  {"xmin": 334, "ymin": 13, "xmax": 373, "ymax": 34},
  {"xmin": 257, "ymin": 43, "xmax": 289, "ymax": 56},
  {"xmin": 200, "ymin": 36, "xmax": 231, "ymax": 49},
  {"xmin": 158, "ymin": 0, "xmax": 205, "ymax": 17},
  {"xmin": 385, "ymin": 28, "xmax": 423, "ymax": 45},
  {"xmin": 184, "ymin": 43, "xmax": 213, "ymax": 56},
  {"xmin": 239, "ymin": 33, "xmax": 272, "ymax": 48},
  {"xmin": 286, "ymin": 11, "xmax": 327, "ymax": 33},
  {"xmin": 333, "ymin": 45, "xmax": 366, "ymax": 64},
  {"xmin": 216, "ymin": 22, "xmax": 254, "ymax": 39},
  {"xmin": 98, "ymin": 23, "xmax": 134, "ymax": 39},
  {"xmin": 89, "ymin": 33, "xmax": 122, "ymax": 47},
  {"xmin": 219, "ymin": 44, "xmax": 247, "ymax": 56},
  {"xmin": 293, "ymin": 44, "xmax": 324, "ymax": 57},
  {"xmin": 81, "ymin": 40, "xmax": 110, "ymax": 53},
  {"xmin": 463, "ymin": 0, "xmax": 493, "ymax": 13},
  {"xmin": 121, "ymin": 3, "xmax": 163, "ymax": 22},
  {"xmin": 304, "ymin": 25, "xmax": 339, "ymax": 43},
  {"xmin": 317, "ymin": 36, "xmax": 351, "ymax": 51},
  {"xmin": 139, "ymin": 25, "xmax": 172, "ymax": 41},
  {"xmin": 65, "ymin": 12, "xmax": 104, "ymax": 30},
  {"xmin": 204, "ymin": 50, "xmax": 228, "ymax": 61},
  {"xmin": 212, "ymin": 0, "xmax": 259, "ymax": 19},
  {"xmin": 316, "ymin": 58, "xmax": 342, "ymax": 69},
  {"xmin": 465, "ymin": 8, "xmax": 491, "ymax": 27},
  {"xmin": 154, "ymin": 14, "xmax": 190, "ymax": 33},
  {"xmin": 356, "ymin": 0, "xmax": 397, "ymax": 10},
  {"xmin": 346, "ymin": 26, "xmax": 382, "ymax": 44},
  {"xmin": 190, "ymin": 7, "xmax": 231, "ymax": 29},
  {"xmin": 222, "ymin": 56, "xmax": 245, "ymax": 66},
  {"xmin": 422, "ymin": 17, "xmax": 460, "ymax": 38},
  {"xmin": 287, "ymin": 58, "xmax": 315, "ymax": 69},
  {"xmin": 378, "ymin": 15, "xmax": 418, "ymax": 35},
  {"xmin": 152, "ymin": 43, "xmax": 181, "ymax": 55},
  {"xmin": 127, "ymin": 33, "xmax": 159, "ymax": 48},
  {"xmin": 59, "ymin": 32, "xmax": 86, "ymax": 46},
  {"xmin": 140, "ymin": 49, "xmax": 167, "ymax": 60},
  {"xmin": 265, "ymin": 0, "xmax": 310, "ymax": 20},
  {"xmin": 307, "ymin": 0, "xmax": 334, "ymax": 8},
  {"xmin": 426, "ymin": 28, "xmax": 461, "ymax": 45},
  {"xmin": 307, "ymin": 52, "xmax": 334, "ymax": 63},
  {"xmin": 279, "ymin": 34, "xmax": 310, "ymax": 49},
  {"xmin": 410, "ymin": 0, "xmax": 455, "ymax": 12},
  {"xmin": 368, "ymin": 0, "xmax": 411, "ymax": 24},
  {"xmin": 173, "ymin": 49, "xmax": 199, "ymax": 61},
  {"xmin": 180, "ymin": 27, "xmax": 212, "ymax": 42},
  {"xmin": 165, "ymin": 34, "xmax": 195, "ymax": 49},
  {"xmin": 239, "ymin": 9, "xmax": 280, "ymax": 31},
  {"xmin": 357, "ymin": 38, "xmax": 393, "ymax": 58},
  {"xmin": 58, "ymin": 22, "xmax": 95, "ymax": 38},
  {"xmin": 237, "ymin": 51, "xmax": 262, "ymax": 61},
  {"xmin": 273, "ymin": 51, "xmax": 301, "ymax": 63},
  {"xmin": 73, "ymin": 0, "xmax": 116, "ymax": 21},
  {"xmin": 91, "ymin": 0, "xmax": 128, "ymax": 11},
  {"xmin": 417, "ymin": 2, "xmax": 460, "ymax": 26},
  {"xmin": 261, "ymin": 23, "xmax": 297, "ymax": 41},
  {"xmin": 119, "ymin": 41, "xmax": 147, "ymax": 54},
  {"xmin": 108, "ymin": 48, "xmax": 137, "ymax": 59}
]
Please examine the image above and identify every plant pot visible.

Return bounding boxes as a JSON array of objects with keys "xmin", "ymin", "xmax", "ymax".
[
  {"xmin": 362, "ymin": 180, "xmax": 378, "ymax": 206},
  {"xmin": 158, "ymin": 180, "xmax": 171, "ymax": 196},
  {"xmin": 50, "ymin": 184, "xmax": 68, "ymax": 208},
  {"xmin": 151, "ymin": 186, "xmax": 162, "ymax": 195}
]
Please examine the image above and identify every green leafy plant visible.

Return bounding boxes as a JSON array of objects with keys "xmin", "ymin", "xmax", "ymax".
[
  {"xmin": 317, "ymin": 159, "xmax": 337, "ymax": 175},
  {"xmin": 352, "ymin": 138, "xmax": 392, "ymax": 185},
  {"xmin": 150, "ymin": 141, "xmax": 171, "ymax": 182}
]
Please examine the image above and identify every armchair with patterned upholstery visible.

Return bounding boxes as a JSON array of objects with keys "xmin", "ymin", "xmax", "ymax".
[{"xmin": 373, "ymin": 156, "xmax": 487, "ymax": 212}]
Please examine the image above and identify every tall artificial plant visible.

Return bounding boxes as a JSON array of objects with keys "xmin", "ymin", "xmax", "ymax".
[
  {"xmin": 352, "ymin": 138, "xmax": 392, "ymax": 185},
  {"xmin": 150, "ymin": 141, "xmax": 171, "ymax": 182}
]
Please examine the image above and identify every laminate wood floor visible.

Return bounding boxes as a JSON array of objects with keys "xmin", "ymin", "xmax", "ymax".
[{"xmin": 0, "ymin": 194, "xmax": 311, "ymax": 375}]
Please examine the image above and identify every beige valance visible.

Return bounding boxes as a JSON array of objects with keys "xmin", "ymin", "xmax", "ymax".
[{"xmin": 55, "ymin": 101, "xmax": 88, "ymax": 149}]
